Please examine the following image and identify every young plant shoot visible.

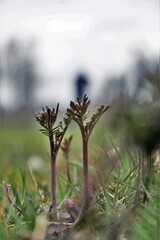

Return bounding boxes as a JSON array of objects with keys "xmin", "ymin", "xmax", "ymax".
[
  {"xmin": 35, "ymin": 105, "xmax": 70, "ymax": 219},
  {"xmin": 66, "ymin": 95, "xmax": 111, "ymax": 211},
  {"xmin": 61, "ymin": 135, "xmax": 73, "ymax": 184}
]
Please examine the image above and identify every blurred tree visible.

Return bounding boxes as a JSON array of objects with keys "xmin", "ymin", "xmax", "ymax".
[
  {"xmin": 4, "ymin": 38, "xmax": 38, "ymax": 110},
  {"xmin": 132, "ymin": 54, "xmax": 160, "ymax": 103},
  {"xmin": 101, "ymin": 53, "xmax": 159, "ymax": 105},
  {"xmin": 101, "ymin": 53, "xmax": 160, "ymax": 199}
]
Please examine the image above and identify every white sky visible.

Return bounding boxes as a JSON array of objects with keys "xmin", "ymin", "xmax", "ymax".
[{"xmin": 0, "ymin": 0, "xmax": 159, "ymax": 107}]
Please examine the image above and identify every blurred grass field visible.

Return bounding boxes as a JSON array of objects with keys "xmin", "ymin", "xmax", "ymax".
[{"xmin": 0, "ymin": 124, "xmax": 159, "ymax": 240}]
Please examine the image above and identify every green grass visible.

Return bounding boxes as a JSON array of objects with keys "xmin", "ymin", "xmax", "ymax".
[{"xmin": 0, "ymin": 126, "xmax": 159, "ymax": 239}]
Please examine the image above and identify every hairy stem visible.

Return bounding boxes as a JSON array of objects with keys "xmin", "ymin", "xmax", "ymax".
[
  {"xmin": 83, "ymin": 137, "xmax": 89, "ymax": 209},
  {"xmin": 72, "ymin": 135, "xmax": 90, "ymax": 228},
  {"xmin": 49, "ymin": 137, "xmax": 57, "ymax": 220}
]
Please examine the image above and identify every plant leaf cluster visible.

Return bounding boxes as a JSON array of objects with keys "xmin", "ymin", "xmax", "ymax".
[
  {"xmin": 35, "ymin": 105, "xmax": 59, "ymax": 135},
  {"xmin": 66, "ymin": 94, "xmax": 90, "ymax": 124},
  {"xmin": 35, "ymin": 105, "xmax": 71, "ymax": 155},
  {"xmin": 84, "ymin": 104, "xmax": 111, "ymax": 137},
  {"xmin": 66, "ymin": 94, "xmax": 111, "ymax": 138}
]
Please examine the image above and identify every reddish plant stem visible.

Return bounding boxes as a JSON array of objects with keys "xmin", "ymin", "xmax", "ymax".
[
  {"xmin": 82, "ymin": 137, "xmax": 90, "ymax": 209},
  {"xmin": 49, "ymin": 137, "xmax": 57, "ymax": 220},
  {"xmin": 72, "ymin": 125, "xmax": 90, "ymax": 228}
]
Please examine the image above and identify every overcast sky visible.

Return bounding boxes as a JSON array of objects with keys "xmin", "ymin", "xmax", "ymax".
[{"xmin": 0, "ymin": 0, "xmax": 159, "ymax": 106}]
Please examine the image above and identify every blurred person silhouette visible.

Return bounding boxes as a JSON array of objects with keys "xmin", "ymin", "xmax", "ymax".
[{"xmin": 74, "ymin": 72, "xmax": 89, "ymax": 100}]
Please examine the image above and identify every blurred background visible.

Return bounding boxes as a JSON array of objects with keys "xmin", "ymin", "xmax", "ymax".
[
  {"xmin": 0, "ymin": 0, "xmax": 159, "ymax": 127},
  {"xmin": 0, "ymin": 2, "xmax": 159, "ymax": 239}
]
